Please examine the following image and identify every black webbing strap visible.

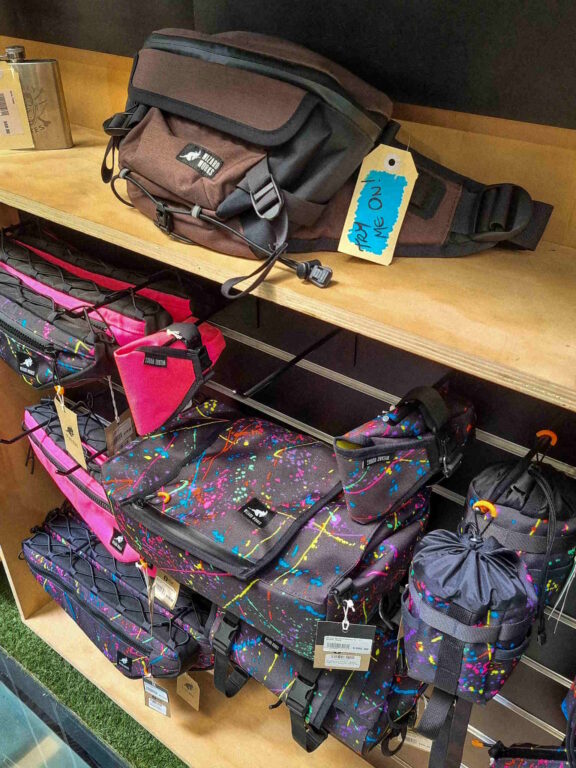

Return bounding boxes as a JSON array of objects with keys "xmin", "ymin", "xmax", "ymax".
[
  {"xmin": 418, "ymin": 603, "xmax": 473, "ymax": 766},
  {"xmin": 165, "ymin": 323, "xmax": 212, "ymax": 373},
  {"xmin": 221, "ymin": 159, "xmax": 290, "ymax": 299},
  {"xmin": 395, "ymin": 386, "xmax": 450, "ymax": 433},
  {"xmin": 427, "ymin": 693, "xmax": 473, "ymax": 768},
  {"xmin": 486, "ymin": 519, "xmax": 575, "ymax": 554},
  {"xmin": 410, "ymin": 172, "xmax": 446, "ymax": 220},
  {"xmin": 507, "ymin": 201, "xmax": 553, "ymax": 250},
  {"xmin": 409, "ymin": 585, "xmax": 533, "ymax": 643},
  {"xmin": 101, "ymin": 105, "xmax": 148, "ymax": 183},
  {"xmin": 212, "ymin": 613, "xmax": 250, "ymax": 698},
  {"xmin": 452, "ymin": 184, "xmax": 552, "ymax": 248},
  {"xmin": 285, "ymin": 664, "xmax": 327, "ymax": 753}
]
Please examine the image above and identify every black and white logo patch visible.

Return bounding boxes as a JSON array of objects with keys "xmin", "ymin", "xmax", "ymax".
[
  {"xmin": 362, "ymin": 453, "xmax": 392, "ymax": 469},
  {"xmin": 116, "ymin": 652, "xmax": 133, "ymax": 673},
  {"xmin": 262, "ymin": 635, "xmax": 282, "ymax": 654},
  {"xmin": 143, "ymin": 354, "xmax": 167, "ymax": 367},
  {"xmin": 239, "ymin": 498, "xmax": 275, "ymax": 528},
  {"xmin": 110, "ymin": 529, "xmax": 127, "ymax": 554},
  {"xmin": 17, "ymin": 352, "xmax": 38, "ymax": 377},
  {"xmin": 176, "ymin": 143, "xmax": 223, "ymax": 178}
]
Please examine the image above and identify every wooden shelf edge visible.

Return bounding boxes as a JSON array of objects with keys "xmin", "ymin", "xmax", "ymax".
[
  {"xmin": 21, "ymin": 601, "xmax": 394, "ymax": 768},
  {"xmin": 0, "ymin": 187, "xmax": 573, "ymax": 412}
]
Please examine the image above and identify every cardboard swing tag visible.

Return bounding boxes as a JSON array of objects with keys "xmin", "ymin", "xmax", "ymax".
[
  {"xmin": 177, "ymin": 672, "xmax": 201, "ymax": 711},
  {"xmin": 153, "ymin": 569, "xmax": 180, "ymax": 610},
  {"xmin": 54, "ymin": 397, "xmax": 87, "ymax": 470},
  {"xmin": 143, "ymin": 677, "xmax": 171, "ymax": 717},
  {"xmin": 338, "ymin": 145, "xmax": 418, "ymax": 265},
  {"xmin": 105, "ymin": 409, "xmax": 136, "ymax": 455},
  {"xmin": 0, "ymin": 62, "xmax": 34, "ymax": 150}
]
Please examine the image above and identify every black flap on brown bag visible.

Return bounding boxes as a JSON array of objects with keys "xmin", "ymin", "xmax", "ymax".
[{"xmin": 129, "ymin": 48, "xmax": 319, "ymax": 147}]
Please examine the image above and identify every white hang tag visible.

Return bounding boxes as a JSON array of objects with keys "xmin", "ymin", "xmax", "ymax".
[
  {"xmin": 177, "ymin": 672, "xmax": 200, "ymax": 711},
  {"xmin": 143, "ymin": 677, "xmax": 171, "ymax": 717},
  {"xmin": 153, "ymin": 569, "xmax": 180, "ymax": 610},
  {"xmin": 54, "ymin": 397, "xmax": 87, "ymax": 470},
  {"xmin": 105, "ymin": 409, "xmax": 136, "ymax": 455},
  {"xmin": 338, "ymin": 145, "xmax": 418, "ymax": 265},
  {"xmin": 313, "ymin": 620, "xmax": 376, "ymax": 671}
]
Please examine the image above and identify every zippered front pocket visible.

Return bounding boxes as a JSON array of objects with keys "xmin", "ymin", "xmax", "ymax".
[
  {"xmin": 145, "ymin": 32, "xmax": 383, "ymax": 142},
  {"xmin": 24, "ymin": 538, "xmax": 199, "ymax": 678},
  {"xmin": 0, "ymin": 270, "xmax": 111, "ymax": 388},
  {"xmin": 125, "ymin": 480, "xmax": 340, "ymax": 580}
]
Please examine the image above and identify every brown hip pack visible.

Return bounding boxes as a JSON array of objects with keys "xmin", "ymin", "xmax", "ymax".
[{"xmin": 103, "ymin": 29, "xmax": 552, "ymax": 297}]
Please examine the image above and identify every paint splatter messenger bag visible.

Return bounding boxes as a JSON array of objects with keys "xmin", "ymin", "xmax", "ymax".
[
  {"xmin": 102, "ymin": 385, "xmax": 474, "ymax": 662},
  {"xmin": 102, "ymin": 29, "xmax": 552, "ymax": 296}
]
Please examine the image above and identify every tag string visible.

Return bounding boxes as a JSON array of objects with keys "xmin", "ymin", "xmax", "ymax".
[
  {"xmin": 107, "ymin": 376, "xmax": 120, "ymax": 423},
  {"xmin": 137, "ymin": 559, "xmax": 155, "ymax": 678},
  {"xmin": 547, "ymin": 559, "xmax": 576, "ymax": 633},
  {"xmin": 54, "ymin": 384, "xmax": 65, "ymax": 408},
  {"xmin": 341, "ymin": 599, "xmax": 355, "ymax": 633}
]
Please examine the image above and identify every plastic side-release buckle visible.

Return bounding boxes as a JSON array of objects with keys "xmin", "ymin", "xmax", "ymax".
[
  {"xmin": 212, "ymin": 613, "xmax": 240, "ymax": 656},
  {"xmin": 471, "ymin": 184, "xmax": 533, "ymax": 243},
  {"xmin": 250, "ymin": 174, "xmax": 283, "ymax": 221},
  {"xmin": 286, "ymin": 677, "xmax": 316, "ymax": 719},
  {"xmin": 438, "ymin": 433, "xmax": 463, "ymax": 478}
]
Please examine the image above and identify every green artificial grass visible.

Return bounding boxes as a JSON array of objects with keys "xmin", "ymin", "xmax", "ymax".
[{"xmin": 0, "ymin": 567, "xmax": 186, "ymax": 768}]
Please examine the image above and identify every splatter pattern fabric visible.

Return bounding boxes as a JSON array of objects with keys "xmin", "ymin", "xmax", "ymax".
[
  {"xmin": 0, "ymin": 267, "xmax": 113, "ymax": 388},
  {"xmin": 464, "ymin": 461, "xmax": 576, "ymax": 607},
  {"xmin": 22, "ymin": 508, "xmax": 214, "ymax": 677},
  {"xmin": 210, "ymin": 613, "xmax": 425, "ymax": 754},
  {"xmin": 334, "ymin": 384, "xmax": 475, "ymax": 524},
  {"xmin": 489, "ymin": 745, "xmax": 568, "ymax": 766},
  {"xmin": 104, "ymin": 399, "xmax": 431, "ymax": 658},
  {"xmin": 402, "ymin": 529, "xmax": 537, "ymax": 705}
]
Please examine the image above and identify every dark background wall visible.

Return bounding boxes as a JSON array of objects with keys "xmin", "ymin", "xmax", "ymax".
[{"xmin": 1, "ymin": 0, "xmax": 575, "ymax": 129}]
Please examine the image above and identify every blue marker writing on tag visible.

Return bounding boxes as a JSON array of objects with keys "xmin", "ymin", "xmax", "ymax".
[{"xmin": 347, "ymin": 170, "xmax": 407, "ymax": 255}]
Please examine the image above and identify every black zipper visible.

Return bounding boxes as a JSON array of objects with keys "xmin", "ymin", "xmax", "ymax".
[
  {"xmin": 146, "ymin": 33, "xmax": 382, "ymax": 142},
  {"xmin": 125, "ymin": 482, "xmax": 342, "ymax": 581},
  {"xmin": 0, "ymin": 313, "xmax": 90, "ymax": 365},
  {"xmin": 27, "ymin": 430, "xmax": 109, "ymax": 510},
  {"xmin": 40, "ymin": 516, "xmax": 209, "ymax": 645},
  {"xmin": 128, "ymin": 498, "xmax": 251, "ymax": 575}
]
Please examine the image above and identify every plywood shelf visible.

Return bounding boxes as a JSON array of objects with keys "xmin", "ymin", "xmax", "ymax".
[
  {"xmin": 0, "ymin": 124, "xmax": 574, "ymax": 410},
  {"xmin": 23, "ymin": 600, "xmax": 405, "ymax": 768}
]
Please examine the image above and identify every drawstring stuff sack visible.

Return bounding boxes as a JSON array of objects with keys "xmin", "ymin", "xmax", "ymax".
[
  {"xmin": 463, "ymin": 436, "xmax": 576, "ymax": 644},
  {"xmin": 401, "ymin": 525, "xmax": 537, "ymax": 767}
]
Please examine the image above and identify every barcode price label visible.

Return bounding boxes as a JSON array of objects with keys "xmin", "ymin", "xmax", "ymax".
[
  {"xmin": 143, "ymin": 678, "xmax": 171, "ymax": 718},
  {"xmin": 0, "ymin": 63, "xmax": 34, "ymax": 148},
  {"xmin": 323, "ymin": 636, "xmax": 374, "ymax": 654},
  {"xmin": 0, "ymin": 89, "xmax": 24, "ymax": 136},
  {"xmin": 325, "ymin": 653, "xmax": 362, "ymax": 669},
  {"xmin": 314, "ymin": 620, "xmax": 376, "ymax": 671}
]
